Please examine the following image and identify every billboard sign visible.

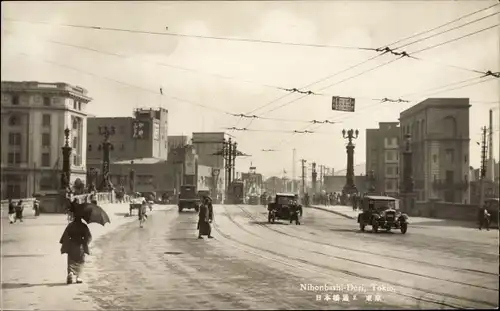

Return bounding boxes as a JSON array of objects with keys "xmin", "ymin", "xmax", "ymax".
[
  {"xmin": 132, "ymin": 121, "xmax": 148, "ymax": 139},
  {"xmin": 153, "ymin": 123, "xmax": 160, "ymax": 140},
  {"xmin": 332, "ymin": 97, "xmax": 355, "ymax": 112}
]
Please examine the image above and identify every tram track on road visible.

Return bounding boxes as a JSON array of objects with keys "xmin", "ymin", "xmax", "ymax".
[
  {"xmin": 214, "ymin": 205, "xmax": 497, "ymax": 308},
  {"xmin": 238, "ymin": 204, "xmax": 497, "ymax": 278}
]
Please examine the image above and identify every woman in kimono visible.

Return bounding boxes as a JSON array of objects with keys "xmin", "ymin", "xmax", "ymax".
[
  {"xmin": 197, "ymin": 196, "xmax": 214, "ymax": 239},
  {"xmin": 60, "ymin": 215, "xmax": 92, "ymax": 284}
]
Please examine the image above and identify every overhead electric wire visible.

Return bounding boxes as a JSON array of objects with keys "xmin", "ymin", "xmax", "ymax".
[
  {"xmin": 3, "ymin": 17, "xmax": 377, "ymax": 51},
  {"xmin": 392, "ymin": 11, "xmax": 500, "ymax": 50},
  {"xmin": 14, "ymin": 52, "xmax": 234, "ymax": 115},
  {"xmin": 380, "ymin": 2, "xmax": 499, "ymax": 48},
  {"xmin": 5, "ymin": 35, "xmax": 287, "ymax": 91},
  {"xmin": 409, "ymin": 23, "xmax": 500, "ymax": 55}
]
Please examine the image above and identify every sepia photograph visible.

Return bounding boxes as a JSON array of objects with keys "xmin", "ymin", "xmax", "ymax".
[{"xmin": 1, "ymin": 0, "xmax": 499, "ymax": 309}]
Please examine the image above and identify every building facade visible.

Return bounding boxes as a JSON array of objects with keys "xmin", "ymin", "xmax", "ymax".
[
  {"xmin": 1, "ymin": 81, "xmax": 91, "ymax": 199},
  {"xmin": 399, "ymin": 98, "xmax": 471, "ymax": 203},
  {"xmin": 86, "ymin": 107, "xmax": 168, "ymax": 166},
  {"xmin": 365, "ymin": 122, "xmax": 401, "ymax": 196}
]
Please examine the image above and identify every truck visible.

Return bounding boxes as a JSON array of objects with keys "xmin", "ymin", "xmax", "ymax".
[{"xmin": 178, "ymin": 185, "xmax": 200, "ymax": 212}]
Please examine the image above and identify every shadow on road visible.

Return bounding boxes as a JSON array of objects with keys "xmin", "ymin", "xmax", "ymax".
[
  {"xmin": 412, "ymin": 220, "xmax": 498, "ymax": 230},
  {"xmin": 114, "ymin": 212, "xmax": 129, "ymax": 217},
  {"xmin": 2, "ymin": 282, "xmax": 68, "ymax": 289},
  {"xmin": 2, "ymin": 254, "xmax": 45, "ymax": 258},
  {"xmin": 249, "ymin": 221, "xmax": 289, "ymax": 226}
]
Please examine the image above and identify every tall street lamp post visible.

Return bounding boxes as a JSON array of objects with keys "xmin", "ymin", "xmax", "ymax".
[
  {"xmin": 60, "ymin": 128, "xmax": 72, "ymax": 194},
  {"xmin": 342, "ymin": 129, "xmax": 359, "ymax": 196},
  {"xmin": 99, "ymin": 125, "xmax": 115, "ymax": 191}
]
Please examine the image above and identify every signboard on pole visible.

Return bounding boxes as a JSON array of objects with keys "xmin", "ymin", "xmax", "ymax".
[{"xmin": 332, "ymin": 97, "xmax": 355, "ymax": 112}]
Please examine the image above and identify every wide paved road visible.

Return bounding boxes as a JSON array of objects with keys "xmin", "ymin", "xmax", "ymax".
[{"xmin": 78, "ymin": 204, "xmax": 498, "ymax": 310}]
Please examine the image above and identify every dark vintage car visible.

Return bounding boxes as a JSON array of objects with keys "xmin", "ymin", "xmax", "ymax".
[
  {"xmin": 267, "ymin": 193, "xmax": 301, "ymax": 224},
  {"xmin": 178, "ymin": 185, "xmax": 200, "ymax": 212},
  {"xmin": 357, "ymin": 195, "xmax": 409, "ymax": 234}
]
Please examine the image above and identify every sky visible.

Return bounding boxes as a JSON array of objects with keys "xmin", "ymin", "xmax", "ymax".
[{"xmin": 1, "ymin": 0, "xmax": 499, "ymax": 178}]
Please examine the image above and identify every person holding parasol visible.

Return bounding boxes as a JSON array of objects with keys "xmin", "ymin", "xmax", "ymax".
[{"xmin": 60, "ymin": 198, "xmax": 110, "ymax": 284}]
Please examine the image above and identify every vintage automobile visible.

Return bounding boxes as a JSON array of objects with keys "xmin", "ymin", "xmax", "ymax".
[
  {"xmin": 267, "ymin": 193, "xmax": 301, "ymax": 224},
  {"xmin": 357, "ymin": 195, "xmax": 409, "ymax": 234},
  {"xmin": 178, "ymin": 185, "xmax": 200, "ymax": 213}
]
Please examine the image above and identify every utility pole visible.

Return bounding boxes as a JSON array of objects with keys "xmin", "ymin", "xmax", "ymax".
[
  {"xmin": 400, "ymin": 134, "xmax": 415, "ymax": 213},
  {"xmin": 487, "ymin": 109, "xmax": 495, "ymax": 181},
  {"xmin": 311, "ymin": 162, "xmax": 317, "ymax": 194},
  {"xmin": 319, "ymin": 165, "xmax": 324, "ymax": 191},
  {"xmin": 479, "ymin": 126, "xmax": 488, "ymax": 209},
  {"xmin": 300, "ymin": 159, "xmax": 307, "ymax": 198},
  {"xmin": 292, "ymin": 148, "xmax": 296, "ymax": 193}
]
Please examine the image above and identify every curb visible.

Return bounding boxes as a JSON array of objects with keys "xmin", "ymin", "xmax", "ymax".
[{"xmin": 310, "ymin": 205, "xmax": 357, "ymax": 220}]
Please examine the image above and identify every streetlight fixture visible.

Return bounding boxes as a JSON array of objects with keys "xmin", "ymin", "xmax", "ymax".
[{"xmin": 342, "ymin": 129, "xmax": 359, "ymax": 196}]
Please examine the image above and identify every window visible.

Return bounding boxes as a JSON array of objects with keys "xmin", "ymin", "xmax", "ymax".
[
  {"xmin": 9, "ymin": 133, "xmax": 21, "ymax": 146},
  {"xmin": 386, "ymin": 150, "xmax": 394, "ymax": 161},
  {"xmin": 41, "ymin": 153, "xmax": 51, "ymax": 167},
  {"xmin": 395, "ymin": 167, "xmax": 399, "ymax": 175},
  {"xmin": 121, "ymin": 144, "xmax": 125, "ymax": 151},
  {"xmin": 464, "ymin": 155, "xmax": 468, "ymax": 163},
  {"xmin": 72, "ymin": 118, "xmax": 78, "ymax": 129},
  {"xmin": 43, "ymin": 96, "xmax": 51, "ymax": 106},
  {"xmin": 9, "ymin": 115, "xmax": 19, "ymax": 126},
  {"xmin": 88, "ymin": 144, "xmax": 92, "ymax": 151},
  {"xmin": 42, "ymin": 114, "xmax": 51, "ymax": 127},
  {"xmin": 73, "ymin": 100, "xmax": 77, "ymax": 110},
  {"xmin": 39, "ymin": 177, "xmax": 54, "ymax": 191},
  {"xmin": 445, "ymin": 149, "xmax": 454, "ymax": 163},
  {"xmin": 433, "ymin": 154, "xmax": 437, "ymax": 163},
  {"xmin": 385, "ymin": 180, "xmax": 394, "ymax": 191},
  {"xmin": 8, "ymin": 152, "xmax": 21, "ymax": 164},
  {"xmin": 42, "ymin": 133, "xmax": 51, "ymax": 146},
  {"xmin": 386, "ymin": 166, "xmax": 394, "ymax": 175},
  {"xmin": 392, "ymin": 137, "xmax": 398, "ymax": 146},
  {"xmin": 12, "ymin": 95, "xmax": 19, "ymax": 105},
  {"xmin": 445, "ymin": 170, "xmax": 454, "ymax": 183},
  {"xmin": 78, "ymin": 101, "xmax": 81, "ymax": 110}
]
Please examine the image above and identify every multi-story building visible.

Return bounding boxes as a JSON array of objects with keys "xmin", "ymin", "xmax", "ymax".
[
  {"xmin": 87, "ymin": 107, "xmax": 168, "ymax": 165},
  {"xmin": 86, "ymin": 107, "xmax": 169, "ymax": 192},
  {"xmin": 399, "ymin": 98, "xmax": 470, "ymax": 203},
  {"xmin": 192, "ymin": 132, "xmax": 227, "ymax": 197},
  {"xmin": 1, "ymin": 81, "xmax": 91, "ymax": 199},
  {"xmin": 365, "ymin": 122, "xmax": 401, "ymax": 196}
]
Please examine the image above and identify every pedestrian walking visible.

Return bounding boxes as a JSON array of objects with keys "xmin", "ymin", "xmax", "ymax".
[
  {"xmin": 15, "ymin": 200, "xmax": 24, "ymax": 222},
  {"xmin": 33, "ymin": 199, "xmax": 41, "ymax": 217},
  {"xmin": 197, "ymin": 196, "xmax": 214, "ymax": 239},
  {"xmin": 59, "ymin": 215, "xmax": 92, "ymax": 284},
  {"xmin": 8, "ymin": 198, "xmax": 16, "ymax": 224}
]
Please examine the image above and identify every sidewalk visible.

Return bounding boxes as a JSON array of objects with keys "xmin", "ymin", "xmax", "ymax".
[
  {"xmin": 1, "ymin": 203, "xmax": 174, "ymax": 310},
  {"xmin": 309, "ymin": 205, "xmax": 498, "ymax": 228}
]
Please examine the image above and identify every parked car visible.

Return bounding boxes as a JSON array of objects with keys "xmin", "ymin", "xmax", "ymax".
[{"xmin": 357, "ymin": 195, "xmax": 409, "ymax": 234}]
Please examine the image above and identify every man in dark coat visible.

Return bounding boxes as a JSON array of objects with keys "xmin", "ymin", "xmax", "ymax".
[
  {"xmin": 8, "ymin": 198, "xmax": 16, "ymax": 224},
  {"xmin": 197, "ymin": 196, "xmax": 213, "ymax": 239}
]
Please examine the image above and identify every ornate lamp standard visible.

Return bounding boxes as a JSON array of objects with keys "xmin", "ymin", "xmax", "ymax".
[
  {"xmin": 342, "ymin": 129, "xmax": 359, "ymax": 196},
  {"xmin": 60, "ymin": 128, "xmax": 72, "ymax": 194},
  {"xmin": 98, "ymin": 126, "xmax": 115, "ymax": 191}
]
